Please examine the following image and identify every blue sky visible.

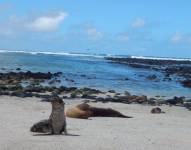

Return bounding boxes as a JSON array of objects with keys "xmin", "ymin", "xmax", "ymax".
[{"xmin": 0, "ymin": 0, "xmax": 191, "ymax": 58}]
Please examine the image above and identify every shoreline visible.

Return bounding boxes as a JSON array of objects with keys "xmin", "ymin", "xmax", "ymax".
[
  {"xmin": 0, "ymin": 70, "xmax": 190, "ymax": 111},
  {"xmin": 0, "ymin": 96, "xmax": 191, "ymax": 150}
]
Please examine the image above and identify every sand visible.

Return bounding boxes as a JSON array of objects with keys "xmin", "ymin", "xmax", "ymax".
[{"xmin": 0, "ymin": 96, "xmax": 191, "ymax": 150}]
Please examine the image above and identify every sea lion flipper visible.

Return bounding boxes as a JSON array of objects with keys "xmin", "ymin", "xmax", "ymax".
[
  {"xmin": 61, "ymin": 123, "xmax": 67, "ymax": 134},
  {"xmin": 120, "ymin": 115, "xmax": 133, "ymax": 118}
]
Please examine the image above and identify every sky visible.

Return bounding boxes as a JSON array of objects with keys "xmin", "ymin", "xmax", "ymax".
[{"xmin": 0, "ymin": 0, "xmax": 191, "ymax": 58}]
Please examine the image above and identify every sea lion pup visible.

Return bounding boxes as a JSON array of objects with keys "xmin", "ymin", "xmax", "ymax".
[
  {"xmin": 66, "ymin": 103, "xmax": 132, "ymax": 119},
  {"xmin": 30, "ymin": 96, "xmax": 67, "ymax": 135},
  {"xmin": 150, "ymin": 107, "xmax": 165, "ymax": 114},
  {"xmin": 30, "ymin": 119, "xmax": 50, "ymax": 133}
]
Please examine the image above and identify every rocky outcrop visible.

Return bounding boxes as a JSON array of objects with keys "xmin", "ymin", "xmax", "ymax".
[{"xmin": 106, "ymin": 57, "xmax": 191, "ymax": 88}]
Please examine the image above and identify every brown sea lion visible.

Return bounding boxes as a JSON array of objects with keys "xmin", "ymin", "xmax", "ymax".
[
  {"xmin": 30, "ymin": 96, "xmax": 67, "ymax": 135},
  {"xmin": 66, "ymin": 103, "xmax": 92, "ymax": 119},
  {"xmin": 66, "ymin": 103, "xmax": 132, "ymax": 119},
  {"xmin": 150, "ymin": 107, "xmax": 165, "ymax": 114}
]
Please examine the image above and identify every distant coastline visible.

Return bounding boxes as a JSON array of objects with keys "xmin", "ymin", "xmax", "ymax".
[{"xmin": 1, "ymin": 49, "xmax": 191, "ymax": 61}]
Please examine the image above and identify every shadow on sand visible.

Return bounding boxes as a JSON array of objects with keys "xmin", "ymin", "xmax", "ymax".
[{"xmin": 33, "ymin": 133, "xmax": 80, "ymax": 136}]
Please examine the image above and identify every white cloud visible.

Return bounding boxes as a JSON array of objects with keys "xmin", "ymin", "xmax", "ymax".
[
  {"xmin": 26, "ymin": 12, "xmax": 68, "ymax": 32},
  {"xmin": 170, "ymin": 32, "xmax": 191, "ymax": 45},
  {"xmin": 86, "ymin": 26, "xmax": 103, "ymax": 40},
  {"xmin": 132, "ymin": 18, "xmax": 146, "ymax": 28},
  {"xmin": 117, "ymin": 32, "xmax": 129, "ymax": 42},
  {"xmin": 170, "ymin": 32, "xmax": 183, "ymax": 44},
  {"xmin": 0, "ymin": 11, "xmax": 69, "ymax": 39}
]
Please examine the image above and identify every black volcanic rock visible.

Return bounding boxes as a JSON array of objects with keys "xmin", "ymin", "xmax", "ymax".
[
  {"xmin": 16, "ymin": 68, "xmax": 21, "ymax": 71},
  {"xmin": 166, "ymin": 96, "xmax": 185, "ymax": 105},
  {"xmin": 106, "ymin": 57, "xmax": 191, "ymax": 66},
  {"xmin": 180, "ymin": 80, "xmax": 191, "ymax": 88},
  {"xmin": 0, "ymin": 71, "xmax": 63, "ymax": 83},
  {"xmin": 146, "ymin": 75, "xmax": 157, "ymax": 80},
  {"xmin": 106, "ymin": 57, "xmax": 191, "ymax": 88},
  {"xmin": 184, "ymin": 102, "xmax": 191, "ymax": 110},
  {"xmin": 108, "ymin": 90, "xmax": 116, "ymax": 93}
]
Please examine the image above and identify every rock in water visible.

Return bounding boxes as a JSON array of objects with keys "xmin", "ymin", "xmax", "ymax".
[{"xmin": 146, "ymin": 74, "xmax": 157, "ymax": 80}]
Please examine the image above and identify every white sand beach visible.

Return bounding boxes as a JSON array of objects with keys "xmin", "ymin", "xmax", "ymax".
[{"xmin": 0, "ymin": 96, "xmax": 191, "ymax": 150}]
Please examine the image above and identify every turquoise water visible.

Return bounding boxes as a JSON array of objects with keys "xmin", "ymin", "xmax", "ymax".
[{"xmin": 0, "ymin": 51, "xmax": 191, "ymax": 98}]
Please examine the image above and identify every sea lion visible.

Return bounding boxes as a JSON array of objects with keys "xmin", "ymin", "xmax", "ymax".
[
  {"xmin": 49, "ymin": 97, "xmax": 67, "ymax": 134},
  {"xmin": 150, "ymin": 107, "xmax": 165, "ymax": 114},
  {"xmin": 30, "ymin": 96, "xmax": 67, "ymax": 135},
  {"xmin": 66, "ymin": 103, "xmax": 132, "ymax": 119},
  {"xmin": 66, "ymin": 103, "xmax": 92, "ymax": 119}
]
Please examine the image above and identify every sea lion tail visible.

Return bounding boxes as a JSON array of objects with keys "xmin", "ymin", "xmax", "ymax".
[
  {"xmin": 109, "ymin": 108, "xmax": 133, "ymax": 118},
  {"xmin": 118, "ymin": 114, "xmax": 133, "ymax": 118}
]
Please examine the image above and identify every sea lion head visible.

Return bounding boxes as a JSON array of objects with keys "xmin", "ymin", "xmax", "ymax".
[
  {"xmin": 50, "ymin": 96, "xmax": 65, "ymax": 110},
  {"xmin": 66, "ymin": 103, "xmax": 92, "ymax": 119},
  {"xmin": 76, "ymin": 103, "xmax": 90, "ymax": 111}
]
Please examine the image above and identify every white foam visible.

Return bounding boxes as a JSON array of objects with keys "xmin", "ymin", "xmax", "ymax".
[
  {"xmin": 0, "ymin": 50, "xmax": 105, "ymax": 59},
  {"xmin": 130, "ymin": 55, "xmax": 191, "ymax": 61},
  {"xmin": 1, "ymin": 49, "xmax": 190, "ymax": 61}
]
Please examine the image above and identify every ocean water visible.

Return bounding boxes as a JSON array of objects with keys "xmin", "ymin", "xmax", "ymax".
[{"xmin": 0, "ymin": 50, "xmax": 191, "ymax": 98}]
